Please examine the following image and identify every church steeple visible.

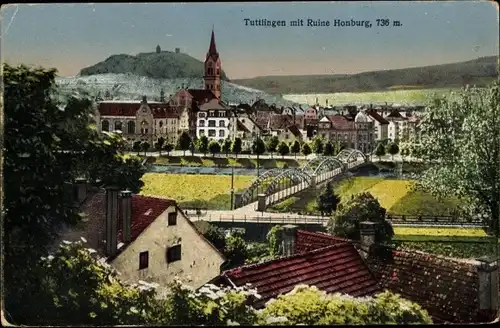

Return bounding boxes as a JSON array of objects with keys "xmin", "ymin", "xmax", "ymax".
[
  {"xmin": 207, "ymin": 26, "xmax": 218, "ymax": 58},
  {"xmin": 204, "ymin": 26, "xmax": 222, "ymax": 99}
]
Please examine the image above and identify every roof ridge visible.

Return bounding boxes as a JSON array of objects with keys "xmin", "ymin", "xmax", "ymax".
[{"xmin": 223, "ymin": 242, "xmax": 352, "ymax": 275}]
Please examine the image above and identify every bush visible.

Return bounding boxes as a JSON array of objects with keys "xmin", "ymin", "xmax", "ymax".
[{"xmin": 257, "ymin": 285, "xmax": 432, "ymax": 325}]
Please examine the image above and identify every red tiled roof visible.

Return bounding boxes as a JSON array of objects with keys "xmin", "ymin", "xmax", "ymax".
[
  {"xmin": 366, "ymin": 109, "xmax": 389, "ymax": 124},
  {"xmin": 327, "ymin": 115, "xmax": 355, "ymax": 130},
  {"xmin": 99, "ymin": 102, "xmax": 141, "ymax": 116},
  {"xmin": 269, "ymin": 114, "xmax": 295, "ymax": 130},
  {"xmin": 98, "ymin": 102, "xmax": 179, "ymax": 118},
  {"xmin": 237, "ymin": 120, "xmax": 250, "ymax": 133},
  {"xmin": 116, "ymin": 194, "xmax": 174, "ymax": 244},
  {"xmin": 286, "ymin": 125, "xmax": 302, "ymax": 138},
  {"xmin": 294, "ymin": 229, "xmax": 490, "ymax": 324},
  {"xmin": 294, "ymin": 230, "xmax": 349, "ymax": 254},
  {"xmin": 363, "ymin": 249, "xmax": 481, "ymax": 323},
  {"xmin": 187, "ymin": 89, "xmax": 217, "ymax": 103},
  {"xmin": 221, "ymin": 242, "xmax": 380, "ymax": 308},
  {"xmin": 254, "ymin": 111, "xmax": 274, "ymax": 130}
]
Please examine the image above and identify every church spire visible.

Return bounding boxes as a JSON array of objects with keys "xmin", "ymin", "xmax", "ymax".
[{"xmin": 207, "ymin": 26, "xmax": 218, "ymax": 57}]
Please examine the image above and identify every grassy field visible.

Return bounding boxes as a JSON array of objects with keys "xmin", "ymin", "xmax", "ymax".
[
  {"xmin": 150, "ymin": 155, "xmax": 306, "ymax": 169},
  {"xmin": 393, "ymin": 227, "xmax": 486, "ymax": 237},
  {"xmin": 140, "ymin": 173, "xmax": 254, "ymax": 210},
  {"xmin": 269, "ymin": 176, "xmax": 460, "ymax": 216},
  {"xmin": 283, "ymin": 88, "xmax": 457, "ymax": 106}
]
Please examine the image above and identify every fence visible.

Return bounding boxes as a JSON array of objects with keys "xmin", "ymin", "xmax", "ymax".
[{"xmin": 387, "ymin": 214, "xmax": 485, "ymax": 226}]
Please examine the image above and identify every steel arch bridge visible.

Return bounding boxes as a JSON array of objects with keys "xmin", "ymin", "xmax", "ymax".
[
  {"xmin": 238, "ymin": 168, "xmax": 283, "ymax": 207},
  {"xmin": 337, "ymin": 148, "xmax": 367, "ymax": 163},
  {"xmin": 236, "ymin": 148, "xmax": 369, "ymax": 210},
  {"xmin": 263, "ymin": 169, "xmax": 312, "ymax": 207}
]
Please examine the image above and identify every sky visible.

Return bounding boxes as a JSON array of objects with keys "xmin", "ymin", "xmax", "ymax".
[{"xmin": 1, "ymin": 2, "xmax": 498, "ymax": 79}]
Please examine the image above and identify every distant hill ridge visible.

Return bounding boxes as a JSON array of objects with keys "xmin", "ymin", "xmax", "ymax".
[
  {"xmin": 79, "ymin": 50, "xmax": 229, "ymax": 80},
  {"xmin": 232, "ymin": 56, "xmax": 499, "ymax": 94}
]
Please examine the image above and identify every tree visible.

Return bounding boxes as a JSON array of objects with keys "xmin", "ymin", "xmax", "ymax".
[
  {"xmin": 252, "ymin": 137, "xmax": 266, "ymax": 175},
  {"xmin": 323, "ymin": 141, "xmax": 334, "ymax": 156},
  {"xmin": 163, "ymin": 143, "xmax": 174, "ymax": 156},
  {"xmin": 416, "ymin": 83, "xmax": 500, "ymax": 236},
  {"xmin": 224, "ymin": 232, "xmax": 249, "ymax": 269},
  {"xmin": 258, "ymin": 285, "xmax": 432, "ymax": 325},
  {"xmin": 266, "ymin": 136, "xmax": 280, "ymax": 158},
  {"xmin": 31, "ymin": 241, "xmax": 164, "ymax": 325},
  {"xmin": 375, "ymin": 143, "xmax": 386, "ymax": 161},
  {"xmin": 252, "ymin": 137, "xmax": 266, "ymax": 156},
  {"xmin": 141, "ymin": 141, "xmax": 150, "ymax": 156},
  {"xmin": 222, "ymin": 138, "xmax": 232, "ymax": 156},
  {"xmin": 197, "ymin": 135, "xmax": 209, "ymax": 157},
  {"xmin": 155, "ymin": 137, "xmax": 165, "ymax": 156},
  {"xmin": 266, "ymin": 225, "xmax": 284, "ymax": 257},
  {"xmin": 386, "ymin": 142, "xmax": 399, "ymax": 161},
  {"xmin": 3, "ymin": 64, "xmax": 146, "ymax": 323},
  {"xmin": 290, "ymin": 140, "xmax": 301, "ymax": 158},
  {"xmin": 193, "ymin": 221, "xmax": 226, "ymax": 251},
  {"xmin": 311, "ymin": 136, "xmax": 324, "ymax": 154},
  {"xmin": 328, "ymin": 192, "xmax": 394, "ymax": 245},
  {"xmin": 208, "ymin": 140, "xmax": 221, "ymax": 157},
  {"xmin": 277, "ymin": 141, "xmax": 290, "ymax": 158},
  {"xmin": 133, "ymin": 140, "xmax": 142, "ymax": 155},
  {"xmin": 177, "ymin": 131, "xmax": 191, "ymax": 156},
  {"xmin": 399, "ymin": 143, "xmax": 410, "ymax": 163},
  {"xmin": 189, "ymin": 140, "xmax": 196, "ymax": 156},
  {"xmin": 231, "ymin": 137, "xmax": 242, "ymax": 158},
  {"xmin": 316, "ymin": 182, "xmax": 340, "ymax": 216},
  {"xmin": 302, "ymin": 142, "xmax": 312, "ymax": 157}
]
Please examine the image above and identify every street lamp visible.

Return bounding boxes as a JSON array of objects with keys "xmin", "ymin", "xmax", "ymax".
[{"xmin": 230, "ymin": 163, "xmax": 235, "ymax": 210}]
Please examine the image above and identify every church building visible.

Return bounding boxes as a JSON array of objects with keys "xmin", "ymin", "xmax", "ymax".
[{"xmin": 95, "ymin": 28, "xmax": 231, "ymax": 146}]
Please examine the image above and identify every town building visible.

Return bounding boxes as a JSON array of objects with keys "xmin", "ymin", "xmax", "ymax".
[
  {"xmin": 95, "ymin": 97, "xmax": 181, "ymax": 145},
  {"xmin": 57, "ymin": 182, "xmax": 226, "ymax": 290},
  {"xmin": 214, "ymin": 225, "xmax": 500, "ymax": 324}
]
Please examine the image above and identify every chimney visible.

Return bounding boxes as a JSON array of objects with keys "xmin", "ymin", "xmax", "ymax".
[
  {"xmin": 105, "ymin": 186, "xmax": 120, "ymax": 257},
  {"xmin": 120, "ymin": 190, "xmax": 133, "ymax": 243},
  {"xmin": 175, "ymin": 47, "xmax": 180, "ymax": 54},
  {"xmin": 142, "ymin": 95, "xmax": 147, "ymax": 104},
  {"xmin": 75, "ymin": 178, "xmax": 87, "ymax": 203},
  {"xmin": 281, "ymin": 225, "xmax": 298, "ymax": 257},
  {"xmin": 359, "ymin": 221, "xmax": 376, "ymax": 256},
  {"xmin": 476, "ymin": 256, "xmax": 499, "ymax": 321}
]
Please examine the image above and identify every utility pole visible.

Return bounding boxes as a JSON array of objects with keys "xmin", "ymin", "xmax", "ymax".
[{"xmin": 230, "ymin": 164, "xmax": 235, "ymax": 210}]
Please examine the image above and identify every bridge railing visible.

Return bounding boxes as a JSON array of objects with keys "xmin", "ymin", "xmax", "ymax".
[{"xmin": 192, "ymin": 213, "xmax": 329, "ymax": 225}]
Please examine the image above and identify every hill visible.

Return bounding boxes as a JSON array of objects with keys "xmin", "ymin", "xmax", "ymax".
[
  {"xmin": 55, "ymin": 73, "xmax": 298, "ymax": 106},
  {"xmin": 79, "ymin": 51, "xmax": 229, "ymax": 80},
  {"xmin": 232, "ymin": 56, "xmax": 498, "ymax": 94}
]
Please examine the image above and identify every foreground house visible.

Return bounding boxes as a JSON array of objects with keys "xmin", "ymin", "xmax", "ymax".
[
  {"xmin": 58, "ymin": 182, "xmax": 225, "ymax": 289},
  {"xmin": 215, "ymin": 224, "xmax": 499, "ymax": 324}
]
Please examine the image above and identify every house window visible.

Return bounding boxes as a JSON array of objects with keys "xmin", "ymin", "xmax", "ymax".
[
  {"xmin": 208, "ymin": 129, "xmax": 216, "ymax": 137},
  {"xmin": 219, "ymin": 130, "xmax": 225, "ymax": 138},
  {"xmin": 216, "ymin": 69, "xmax": 220, "ymax": 75},
  {"xmin": 102, "ymin": 120, "xmax": 109, "ymax": 132},
  {"xmin": 199, "ymin": 129, "xmax": 205, "ymax": 135},
  {"xmin": 115, "ymin": 121, "xmax": 122, "ymax": 132},
  {"xmin": 219, "ymin": 112, "xmax": 225, "ymax": 117},
  {"xmin": 159, "ymin": 121, "xmax": 163, "ymax": 127},
  {"xmin": 127, "ymin": 121, "xmax": 135, "ymax": 134},
  {"xmin": 166, "ymin": 244, "xmax": 182, "ymax": 263},
  {"xmin": 168, "ymin": 212, "xmax": 177, "ymax": 226},
  {"xmin": 219, "ymin": 121, "xmax": 225, "ymax": 127},
  {"xmin": 139, "ymin": 251, "xmax": 149, "ymax": 270},
  {"xmin": 208, "ymin": 67, "xmax": 214, "ymax": 75},
  {"xmin": 208, "ymin": 120, "xmax": 216, "ymax": 127},
  {"xmin": 199, "ymin": 120, "xmax": 205, "ymax": 127}
]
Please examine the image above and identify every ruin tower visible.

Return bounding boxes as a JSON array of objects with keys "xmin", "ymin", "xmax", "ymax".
[{"xmin": 204, "ymin": 27, "xmax": 222, "ymax": 99}]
